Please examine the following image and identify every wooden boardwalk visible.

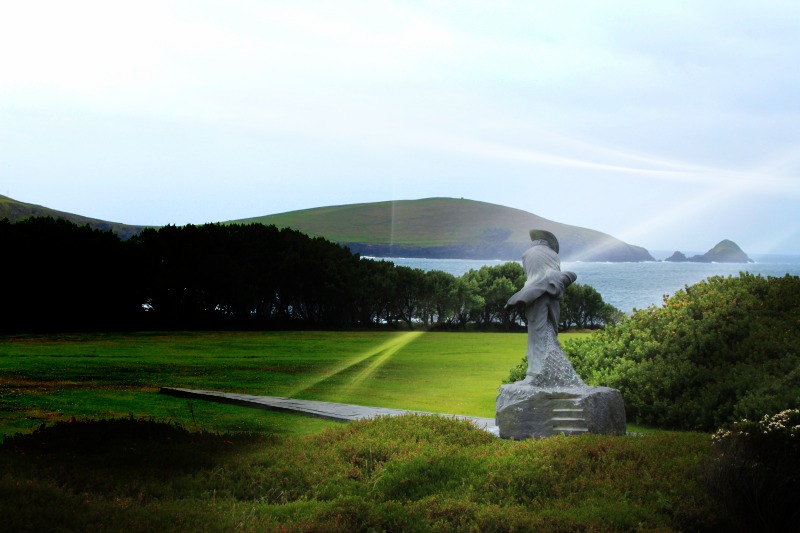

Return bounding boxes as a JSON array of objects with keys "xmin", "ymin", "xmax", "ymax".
[{"xmin": 160, "ymin": 387, "xmax": 498, "ymax": 435}]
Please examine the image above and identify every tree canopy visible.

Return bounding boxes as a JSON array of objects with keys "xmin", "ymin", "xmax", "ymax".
[{"xmin": 1, "ymin": 217, "xmax": 619, "ymax": 333}]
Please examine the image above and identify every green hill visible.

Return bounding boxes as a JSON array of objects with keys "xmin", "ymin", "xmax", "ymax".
[
  {"xmin": 232, "ymin": 197, "xmax": 654, "ymax": 262},
  {"xmin": 1, "ymin": 194, "xmax": 654, "ymax": 261},
  {"xmin": 0, "ymin": 194, "xmax": 149, "ymax": 240}
]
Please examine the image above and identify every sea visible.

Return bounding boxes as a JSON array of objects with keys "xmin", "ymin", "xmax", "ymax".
[{"xmin": 368, "ymin": 254, "xmax": 800, "ymax": 313}]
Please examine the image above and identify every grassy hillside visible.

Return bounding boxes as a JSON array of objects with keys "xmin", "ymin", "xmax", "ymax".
[
  {"xmin": 0, "ymin": 194, "xmax": 148, "ymax": 240},
  {"xmin": 233, "ymin": 197, "xmax": 654, "ymax": 262}
]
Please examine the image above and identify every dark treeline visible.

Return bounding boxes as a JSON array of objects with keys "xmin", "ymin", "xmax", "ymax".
[{"xmin": 1, "ymin": 218, "xmax": 619, "ymax": 332}]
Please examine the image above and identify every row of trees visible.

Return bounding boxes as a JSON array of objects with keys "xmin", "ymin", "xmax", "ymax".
[{"xmin": 1, "ymin": 218, "xmax": 619, "ymax": 332}]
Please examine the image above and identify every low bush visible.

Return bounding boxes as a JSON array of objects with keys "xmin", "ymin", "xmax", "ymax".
[
  {"xmin": 704, "ymin": 409, "xmax": 800, "ymax": 532},
  {"xmin": 562, "ymin": 273, "xmax": 800, "ymax": 431},
  {"xmin": 1, "ymin": 415, "xmax": 718, "ymax": 531},
  {"xmin": 503, "ymin": 355, "xmax": 528, "ymax": 384}
]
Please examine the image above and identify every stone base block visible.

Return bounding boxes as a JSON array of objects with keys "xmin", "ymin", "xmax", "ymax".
[{"xmin": 496, "ymin": 383, "xmax": 626, "ymax": 440}]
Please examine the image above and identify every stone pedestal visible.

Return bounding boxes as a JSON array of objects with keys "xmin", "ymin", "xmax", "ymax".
[{"xmin": 496, "ymin": 382, "xmax": 626, "ymax": 440}]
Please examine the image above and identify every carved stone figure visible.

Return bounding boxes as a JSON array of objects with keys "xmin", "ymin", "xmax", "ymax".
[
  {"xmin": 506, "ymin": 230, "xmax": 584, "ymax": 388},
  {"xmin": 496, "ymin": 229, "xmax": 626, "ymax": 440}
]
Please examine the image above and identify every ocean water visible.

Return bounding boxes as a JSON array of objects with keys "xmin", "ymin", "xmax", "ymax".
[{"xmin": 374, "ymin": 255, "xmax": 800, "ymax": 313}]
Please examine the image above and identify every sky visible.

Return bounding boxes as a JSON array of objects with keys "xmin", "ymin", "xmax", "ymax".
[{"xmin": 2, "ymin": 1, "xmax": 800, "ymax": 255}]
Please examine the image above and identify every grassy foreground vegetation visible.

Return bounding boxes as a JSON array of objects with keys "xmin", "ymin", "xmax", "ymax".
[
  {"xmin": 1, "ymin": 330, "xmax": 719, "ymax": 530},
  {"xmin": 1, "ymin": 416, "xmax": 714, "ymax": 532}
]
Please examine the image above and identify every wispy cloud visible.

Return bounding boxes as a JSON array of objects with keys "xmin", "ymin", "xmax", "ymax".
[{"xmin": 3, "ymin": 1, "xmax": 800, "ymax": 252}]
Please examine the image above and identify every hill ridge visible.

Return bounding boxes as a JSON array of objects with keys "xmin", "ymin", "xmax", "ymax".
[
  {"xmin": 0, "ymin": 194, "xmax": 149, "ymax": 240},
  {"xmin": 232, "ymin": 197, "xmax": 654, "ymax": 262},
  {"xmin": 2, "ymin": 194, "xmax": 655, "ymax": 261}
]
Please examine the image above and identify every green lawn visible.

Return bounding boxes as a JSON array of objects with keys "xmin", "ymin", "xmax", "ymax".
[
  {"xmin": 1, "ymin": 330, "xmax": 585, "ymax": 439},
  {"xmin": 0, "ymin": 330, "xmax": 721, "ymax": 531}
]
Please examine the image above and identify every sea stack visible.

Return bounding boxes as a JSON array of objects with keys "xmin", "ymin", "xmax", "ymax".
[{"xmin": 665, "ymin": 239, "xmax": 753, "ymax": 263}]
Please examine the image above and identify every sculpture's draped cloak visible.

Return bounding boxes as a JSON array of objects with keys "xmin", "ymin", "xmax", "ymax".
[
  {"xmin": 506, "ymin": 243, "xmax": 583, "ymax": 387},
  {"xmin": 507, "ymin": 243, "xmax": 577, "ymax": 324}
]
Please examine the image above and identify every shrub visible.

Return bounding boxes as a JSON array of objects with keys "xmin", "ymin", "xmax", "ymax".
[
  {"xmin": 562, "ymin": 273, "xmax": 800, "ymax": 430},
  {"xmin": 0, "ymin": 415, "xmax": 717, "ymax": 531},
  {"xmin": 704, "ymin": 409, "xmax": 800, "ymax": 532},
  {"xmin": 503, "ymin": 356, "xmax": 528, "ymax": 384}
]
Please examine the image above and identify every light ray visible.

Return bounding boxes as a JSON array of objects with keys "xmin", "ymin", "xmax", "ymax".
[
  {"xmin": 336, "ymin": 331, "xmax": 425, "ymax": 400},
  {"xmin": 390, "ymin": 199, "xmax": 397, "ymax": 248},
  {"xmin": 431, "ymin": 132, "xmax": 800, "ymax": 254},
  {"xmin": 609, "ymin": 168, "xmax": 795, "ymax": 250},
  {"xmin": 287, "ymin": 331, "xmax": 424, "ymax": 398},
  {"xmin": 426, "ymin": 133, "xmax": 800, "ymax": 197}
]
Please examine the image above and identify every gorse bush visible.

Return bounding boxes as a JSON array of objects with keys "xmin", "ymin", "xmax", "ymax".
[
  {"xmin": 562, "ymin": 273, "xmax": 800, "ymax": 431},
  {"xmin": 704, "ymin": 409, "xmax": 800, "ymax": 532}
]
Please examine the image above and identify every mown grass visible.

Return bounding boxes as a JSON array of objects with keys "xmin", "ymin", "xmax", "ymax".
[
  {"xmin": 1, "ymin": 331, "xmax": 717, "ymax": 530},
  {"xmin": 1, "ymin": 330, "xmax": 546, "ymax": 439}
]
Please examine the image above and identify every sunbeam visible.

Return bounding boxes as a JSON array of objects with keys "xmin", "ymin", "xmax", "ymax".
[
  {"xmin": 287, "ymin": 331, "xmax": 424, "ymax": 398},
  {"xmin": 336, "ymin": 331, "xmax": 425, "ymax": 400},
  {"xmin": 610, "ymin": 167, "xmax": 798, "ymax": 252},
  {"xmin": 431, "ymin": 131, "xmax": 800, "ymax": 253},
  {"xmin": 428, "ymin": 131, "xmax": 800, "ymax": 198},
  {"xmin": 390, "ymin": 199, "xmax": 397, "ymax": 249}
]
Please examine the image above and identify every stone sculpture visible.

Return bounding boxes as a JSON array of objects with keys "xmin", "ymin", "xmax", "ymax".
[{"xmin": 496, "ymin": 230, "xmax": 626, "ymax": 439}]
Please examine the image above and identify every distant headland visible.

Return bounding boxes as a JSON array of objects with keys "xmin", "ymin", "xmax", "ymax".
[
  {"xmin": 2, "ymin": 194, "xmax": 653, "ymax": 261},
  {"xmin": 664, "ymin": 239, "xmax": 753, "ymax": 263},
  {"xmin": 233, "ymin": 197, "xmax": 655, "ymax": 263},
  {"xmin": 14, "ymin": 193, "xmax": 764, "ymax": 264}
]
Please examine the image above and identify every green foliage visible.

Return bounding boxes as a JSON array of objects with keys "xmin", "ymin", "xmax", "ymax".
[
  {"xmin": 560, "ymin": 283, "xmax": 624, "ymax": 329},
  {"xmin": 461, "ymin": 262, "xmax": 526, "ymax": 330},
  {"xmin": 565, "ymin": 273, "xmax": 800, "ymax": 431},
  {"xmin": 0, "ymin": 415, "xmax": 717, "ymax": 531},
  {"xmin": 503, "ymin": 356, "xmax": 528, "ymax": 384},
  {"xmin": 704, "ymin": 409, "xmax": 800, "ymax": 531},
  {"xmin": 0, "ymin": 217, "xmax": 139, "ymax": 331},
  {"xmin": 3, "ymin": 217, "xmax": 625, "ymax": 333}
]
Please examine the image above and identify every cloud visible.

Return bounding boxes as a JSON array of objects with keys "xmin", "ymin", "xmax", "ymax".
[{"xmin": 2, "ymin": 1, "xmax": 800, "ymax": 253}]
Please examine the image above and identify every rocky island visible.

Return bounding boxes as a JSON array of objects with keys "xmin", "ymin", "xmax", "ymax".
[{"xmin": 665, "ymin": 239, "xmax": 753, "ymax": 263}]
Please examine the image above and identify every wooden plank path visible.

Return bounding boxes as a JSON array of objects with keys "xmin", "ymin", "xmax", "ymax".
[{"xmin": 160, "ymin": 387, "xmax": 499, "ymax": 435}]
